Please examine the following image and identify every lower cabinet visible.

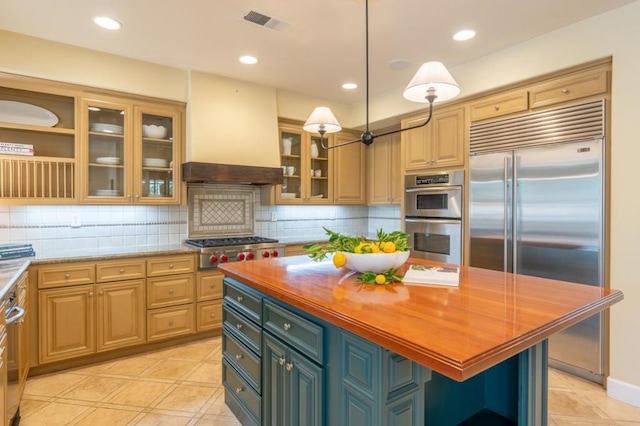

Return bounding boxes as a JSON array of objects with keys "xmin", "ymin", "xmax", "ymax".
[
  {"xmin": 263, "ymin": 333, "xmax": 323, "ymax": 426},
  {"xmin": 222, "ymin": 277, "xmax": 427, "ymax": 426}
]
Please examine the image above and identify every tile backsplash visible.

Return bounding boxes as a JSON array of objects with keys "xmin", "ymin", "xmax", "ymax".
[{"xmin": 0, "ymin": 190, "xmax": 401, "ymax": 257}]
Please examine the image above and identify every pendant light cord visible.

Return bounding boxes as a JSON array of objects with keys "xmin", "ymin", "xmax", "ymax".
[{"xmin": 365, "ymin": 0, "xmax": 370, "ymax": 137}]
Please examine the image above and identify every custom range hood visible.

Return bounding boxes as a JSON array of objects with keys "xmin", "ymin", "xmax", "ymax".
[{"xmin": 182, "ymin": 162, "xmax": 284, "ymax": 185}]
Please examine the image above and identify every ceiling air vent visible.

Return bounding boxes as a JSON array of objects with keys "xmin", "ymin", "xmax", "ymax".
[{"xmin": 242, "ymin": 10, "xmax": 294, "ymax": 33}]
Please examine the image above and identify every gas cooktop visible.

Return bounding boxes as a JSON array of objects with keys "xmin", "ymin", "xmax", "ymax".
[{"xmin": 185, "ymin": 236, "xmax": 279, "ymax": 248}]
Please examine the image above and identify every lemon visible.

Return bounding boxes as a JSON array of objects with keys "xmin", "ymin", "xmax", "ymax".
[
  {"xmin": 382, "ymin": 241, "xmax": 396, "ymax": 253},
  {"xmin": 332, "ymin": 252, "xmax": 347, "ymax": 268},
  {"xmin": 354, "ymin": 242, "xmax": 366, "ymax": 254},
  {"xmin": 375, "ymin": 274, "xmax": 386, "ymax": 284}
]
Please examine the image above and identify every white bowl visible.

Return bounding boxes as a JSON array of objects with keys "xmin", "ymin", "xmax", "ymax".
[
  {"xmin": 344, "ymin": 251, "xmax": 410, "ymax": 274},
  {"xmin": 142, "ymin": 124, "xmax": 167, "ymax": 138}
]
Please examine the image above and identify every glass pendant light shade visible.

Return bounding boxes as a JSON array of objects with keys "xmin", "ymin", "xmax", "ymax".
[
  {"xmin": 303, "ymin": 106, "xmax": 342, "ymax": 134},
  {"xmin": 403, "ymin": 61, "xmax": 461, "ymax": 103}
]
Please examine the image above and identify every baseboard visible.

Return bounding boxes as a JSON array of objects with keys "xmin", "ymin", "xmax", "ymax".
[{"xmin": 607, "ymin": 377, "xmax": 640, "ymax": 408}]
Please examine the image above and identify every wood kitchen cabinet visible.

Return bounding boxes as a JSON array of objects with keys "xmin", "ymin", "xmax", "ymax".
[
  {"xmin": 401, "ymin": 105, "xmax": 465, "ymax": 172},
  {"xmin": 528, "ymin": 68, "xmax": 608, "ymax": 109},
  {"xmin": 79, "ymin": 96, "xmax": 183, "ymax": 205},
  {"xmin": 469, "ymin": 90, "xmax": 529, "ymax": 122},
  {"xmin": 333, "ymin": 129, "xmax": 366, "ymax": 205},
  {"xmin": 0, "ymin": 298, "xmax": 6, "ymax": 426},
  {"xmin": 367, "ymin": 130, "xmax": 402, "ymax": 205},
  {"xmin": 196, "ymin": 270, "xmax": 223, "ymax": 332}
]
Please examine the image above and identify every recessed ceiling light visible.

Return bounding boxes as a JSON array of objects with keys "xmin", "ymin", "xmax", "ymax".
[
  {"xmin": 453, "ymin": 30, "xmax": 476, "ymax": 41},
  {"xmin": 93, "ymin": 16, "xmax": 122, "ymax": 30},
  {"xmin": 389, "ymin": 59, "xmax": 410, "ymax": 70},
  {"xmin": 342, "ymin": 83, "xmax": 358, "ymax": 90},
  {"xmin": 239, "ymin": 55, "xmax": 258, "ymax": 65}
]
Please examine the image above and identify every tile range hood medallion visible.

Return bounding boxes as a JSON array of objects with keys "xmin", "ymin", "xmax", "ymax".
[{"xmin": 182, "ymin": 162, "xmax": 284, "ymax": 185}]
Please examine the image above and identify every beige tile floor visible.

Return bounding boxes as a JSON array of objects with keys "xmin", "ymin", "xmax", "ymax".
[{"xmin": 20, "ymin": 336, "xmax": 640, "ymax": 425}]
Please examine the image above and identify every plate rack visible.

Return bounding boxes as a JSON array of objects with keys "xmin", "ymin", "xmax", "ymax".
[{"xmin": 0, "ymin": 156, "xmax": 75, "ymax": 201}]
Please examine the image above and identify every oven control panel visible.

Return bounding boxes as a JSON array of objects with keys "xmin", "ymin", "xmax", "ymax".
[{"xmin": 199, "ymin": 245, "xmax": 285, "ymax": 269}]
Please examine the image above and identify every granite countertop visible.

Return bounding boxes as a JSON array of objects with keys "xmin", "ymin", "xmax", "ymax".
[
  {"xmin": 0, "ymin": 258, "xmax": 30, "ymax": 299},
  {"xmin": 31, "ymin": 243, "xmax": 199, "ymax": 265}
]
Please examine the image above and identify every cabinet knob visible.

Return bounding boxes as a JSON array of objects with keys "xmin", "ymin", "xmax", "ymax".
[
  {"xmin": 168, "ymin": 264, "xmax": 174, "ymax": 269},
  {"xmin": 119, "ymin": 268, "xmax": 125, "ymax": 273},
  {"xmin": 168, "ymin": 288, "xmax": 174, "ymax": 294},
  {"xmin": 235, "ymin": 354, "xmax": 243, "ymax": 361},
  {"xmin": 88, "ymin": 291, "xmax": 93, "ymax": 297},
  {"xmin": 210, "ymin": 283, "xmax": 216, "ymax": 289},
  {"xmin": 279, "ymin": 357, "xmax": 286, "ymax": 366},
  {"xmin": 135, "ymin": 194, "xmax": 140, "ymax": 199},
  {"xmin": 99, "ymin": 290, "xmax": 104, "ymax": 296},
  {"xmin": 562, "ymin": 88, "xmax": 569, "ymax": 94},
  {"xmin": 286, "ymin": 362, "xmax": 293, "ymax": 371},
  {"xmin": 127, "ymin": 194, "xmax": 131, "ymax": 199},
  {"xmin": 494, "ymin": 105, "xmax": 500, "ymax": 111},
  {"xmin": 236, "ymin": 296, "xmax": 243, "ymax": 302},
  {"xmin": 169, "ymin": 320, "xmax": 174, "ymax": 326},
  {"xmin": 283, "ymin": 323, "xmax": 291, "ymax": 331},
  {"xmin": 210, "ymin": 313, "xmax": 215, "ymax": 318},
  {"xmin": 65, "ymin": 273, "xmax": 70, "ymax": 279},
  {"xmin": 236, "ymin": 323, "xmax": 243, "ymax": 330},
  {"xmin": 236, "ymin": 386, "xmax": 244, "ymax": 394}
]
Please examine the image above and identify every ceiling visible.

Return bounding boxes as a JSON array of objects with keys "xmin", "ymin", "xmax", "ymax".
[{"xmin": 1, "ymin": 0, "xmax": 636, "ymax": 104}]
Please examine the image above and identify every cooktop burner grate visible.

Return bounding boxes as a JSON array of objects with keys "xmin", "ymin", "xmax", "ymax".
[{"xmin": 185, "ymin": 236, "xmax": 279, "ymax": 248}]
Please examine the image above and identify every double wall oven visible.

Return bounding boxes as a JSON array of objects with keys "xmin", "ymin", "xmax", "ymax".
[{"xmin": 404, "ymin": 170, "xmax": 464, "ymax": 264}]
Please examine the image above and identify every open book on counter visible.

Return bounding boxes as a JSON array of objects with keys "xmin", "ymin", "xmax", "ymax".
[{"xmin": 402, "ymin": 264, "xmax": 460, "ymax": 287}]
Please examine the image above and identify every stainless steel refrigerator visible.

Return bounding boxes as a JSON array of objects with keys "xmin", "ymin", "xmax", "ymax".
[{"xmin": 469, "ymin": 137, "xmax": 606, "ymax": 383}]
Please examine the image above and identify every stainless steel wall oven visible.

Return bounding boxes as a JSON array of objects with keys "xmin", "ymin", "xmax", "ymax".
[{"xmin": 404, "ymin": 170, "xmax": 464, "ymax": 264}]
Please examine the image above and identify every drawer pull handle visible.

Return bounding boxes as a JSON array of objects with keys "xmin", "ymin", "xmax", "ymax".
[
  {"xmin": 119, "ymin": 268, "xmax": 125, "ymax": 273},
  {"xmin": 279, "ymin": 357, "xmax": 286, "ymax": 366},
  {"xmin": 169, "ymin": 289, "xmax": 175, "ymax": 294},
  {"xmin": 562, "ymin": 88, "xmax": 569, "ymax": 94},
  {"xmin": 286, "ymin": 362, "xmax": 293, "ymax": 371},
  {"xmin": 236, "ymin": 296, "xmax": 243, "ymax": 302},
  {"xmin": 283, "ymin": 323, "xmax": 291, "ymax": 331},
  {"xmin": 235, "ymin": 354, "xmax": 243, "ymax": 361},
  {"xmin": 169, "ymin": 264, "xmax": 174, "ymax": 269},
  {"xmin": 65, "ymin": 273, "xmax": 70, "ymax": 279},
  {"xmin": 236, "ymin": 386, "xmax": 244, "ymax": 394},
  {"xmin": 169, "ymin": 320, "xmax": 174, "ymax": 326},
  {"xmin": 236, "ymin": 323, "xmax": 243, "ymax": 330},
  {"xmin": 210, "ymin": 284, "xmax": 216, "ymax": 289}
]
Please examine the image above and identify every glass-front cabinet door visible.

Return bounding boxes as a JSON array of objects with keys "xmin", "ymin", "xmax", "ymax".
[
  {"xmin": 278, "ymin": 124, "xmax": 303, "ymax": 203},
  {"xmin": 81, "ymin": 98, "xmax": 131, "ymax": 203},
  {"xmin": 134, "ymin": 106, "xmax": 180, "ymax": 204},
  {"xmin": 308, "ymin": 134, "xmax": 332, "ymax": 203}
]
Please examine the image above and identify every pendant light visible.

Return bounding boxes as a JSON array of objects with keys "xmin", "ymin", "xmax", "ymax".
[{"xmin": 303, "ymin": 0, "xmax": 460, "ymax": 149}]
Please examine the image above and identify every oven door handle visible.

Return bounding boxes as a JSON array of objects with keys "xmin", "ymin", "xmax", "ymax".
[
  {"xmin": 6, "ymin": 306, "xmax": 25, "ymax": 325},
  {"xmin": 405, "ymin": 187, "xmax": 460, "ymax": 194},
  {"xmin": 404, "ymin": 218, "xmax": 462, "ymax": 225}
]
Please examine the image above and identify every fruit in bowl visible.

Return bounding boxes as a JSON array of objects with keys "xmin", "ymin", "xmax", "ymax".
[{"xmin": 304, "ymin": 227, "xmax": 410, "ymax": 284}]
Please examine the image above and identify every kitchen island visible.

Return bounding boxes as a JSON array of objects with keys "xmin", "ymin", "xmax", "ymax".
[{"xmin": 218, "ymin": 255, "xmax": 623, "ymax": 425}]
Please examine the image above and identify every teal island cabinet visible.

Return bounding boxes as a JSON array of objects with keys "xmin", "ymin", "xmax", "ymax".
[{"xmin": 218, "ymin": 256, "xmax": 623, "ymax": 426}]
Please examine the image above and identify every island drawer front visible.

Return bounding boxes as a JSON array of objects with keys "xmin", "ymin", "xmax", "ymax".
[
  {"xmin": 38, "ymin": 263, "xmax": 95, "ymax": 288},
  {"xmin": 223, "ymin": 278, "xmax": 263, "ymax": 325},
  {"xmin": 147, "ymin": 304, "xmax": 195, "ymax": 341},
  {"xmin": 96, "ymin": 259, "xmax": 146, "ymax": 283},
  {"xmin": 224, "ymin": 305, "xmax": 262, "ymax": 355},
  {"xmin": 146, "ymin": 274, "xmax": 195, "ymax": 309},
  {"xmin": 223, "ymin": 332, "xmax": 261, "ymax": 392},
  {"xmin": 223, "ymin": 359, "xmax": 261, "ymax": 424},
  {"xmin": 197, "ymin": 300, "xmax": 223, "ymax": 331},
  {"xmin": 384, "ymin": 352, "xmax": 421, "ymax": 399},
  {"xmin": 146, "ymin": 255, "xmax": 196, "ymax": 277},
  {"xmin": 263, "ymin": 299, "xmax": 324, "ymax": 364},
  {"xmin": 197, "ymin": 271, "xmax": 224, "ymax": 301}
]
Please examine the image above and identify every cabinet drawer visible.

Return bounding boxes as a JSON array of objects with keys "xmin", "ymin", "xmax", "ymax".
[
  {"xmin": 38, "ymin": 263, "xmax": 95, "ymax": 289},
  {"xmin": 529, "ymin": 69, "xmax": 608, "ymax": 109},
  {"xmin": 147, "ymin": 304, "xmax": 195, "ymax": 341},
  {"xmin": 197, "ymin": 300, "xmax": 222, "ymax": 331},
  {"xmin": 197, "ymin": 271, "xmax": 224, "ymax": 301},
  {"xmin": 147, "ymin": 274, "xmax": 194, "ymax": 308},
  {"xmin": 223, "ymin": 278, "xmax": 262, "ymax": 325},
  {"xmin": 264, "ymin": 299, "xmax": 324, "ymax": 364},
  {"xmin": 146, "ymin": 255, "xmax": 195, "ymax": 277},
  {"xmin": 469, "ymin": 90, "xmax": 529, "ymax": 121},
  {"xmin": 224, "ymin": 305, "xmax": 261, "ymax": 355},
  {"xmin": 223, "ymin": 332, "xmax": 261, "ymax": 392},
  {"xmin": 96, "ymin": 259, "xmax": 146, "ymax": 283},
  {"xmin": 223, "ymin": 359, "xmax": 261, "ymax": 425}
]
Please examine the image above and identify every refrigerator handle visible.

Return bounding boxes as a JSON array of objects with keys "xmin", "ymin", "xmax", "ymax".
[
  {"xmin": 503, "ymin": 156, "xmax": 509, "ymax": 273},
  {"xmin": 512, "ymin": 155, "xmax": 518, "ymax": 275}
]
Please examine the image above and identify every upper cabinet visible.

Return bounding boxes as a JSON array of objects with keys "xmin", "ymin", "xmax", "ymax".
[
  {"xmin": 0, "ymin": 77, "xmax": 77, "ymax": 204},
  {"xmin": 401, "ymin": 105, "xmax": 465, "ymax": 173},
  {"xmin": 367, "ymin": 131, "xmax": 401, "ymax": 205},
  {"xmin": 80, "ymin": 96, "xmax": 183, "ymax": 205},
  {"xmin": 333, "ymin": 129, "xmax": 366, "ymax": 205}
]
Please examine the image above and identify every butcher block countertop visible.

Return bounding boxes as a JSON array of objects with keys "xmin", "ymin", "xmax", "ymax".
[{"xmin": 219, "ymin": 255, "xmax": 623, "ymax": 382}]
